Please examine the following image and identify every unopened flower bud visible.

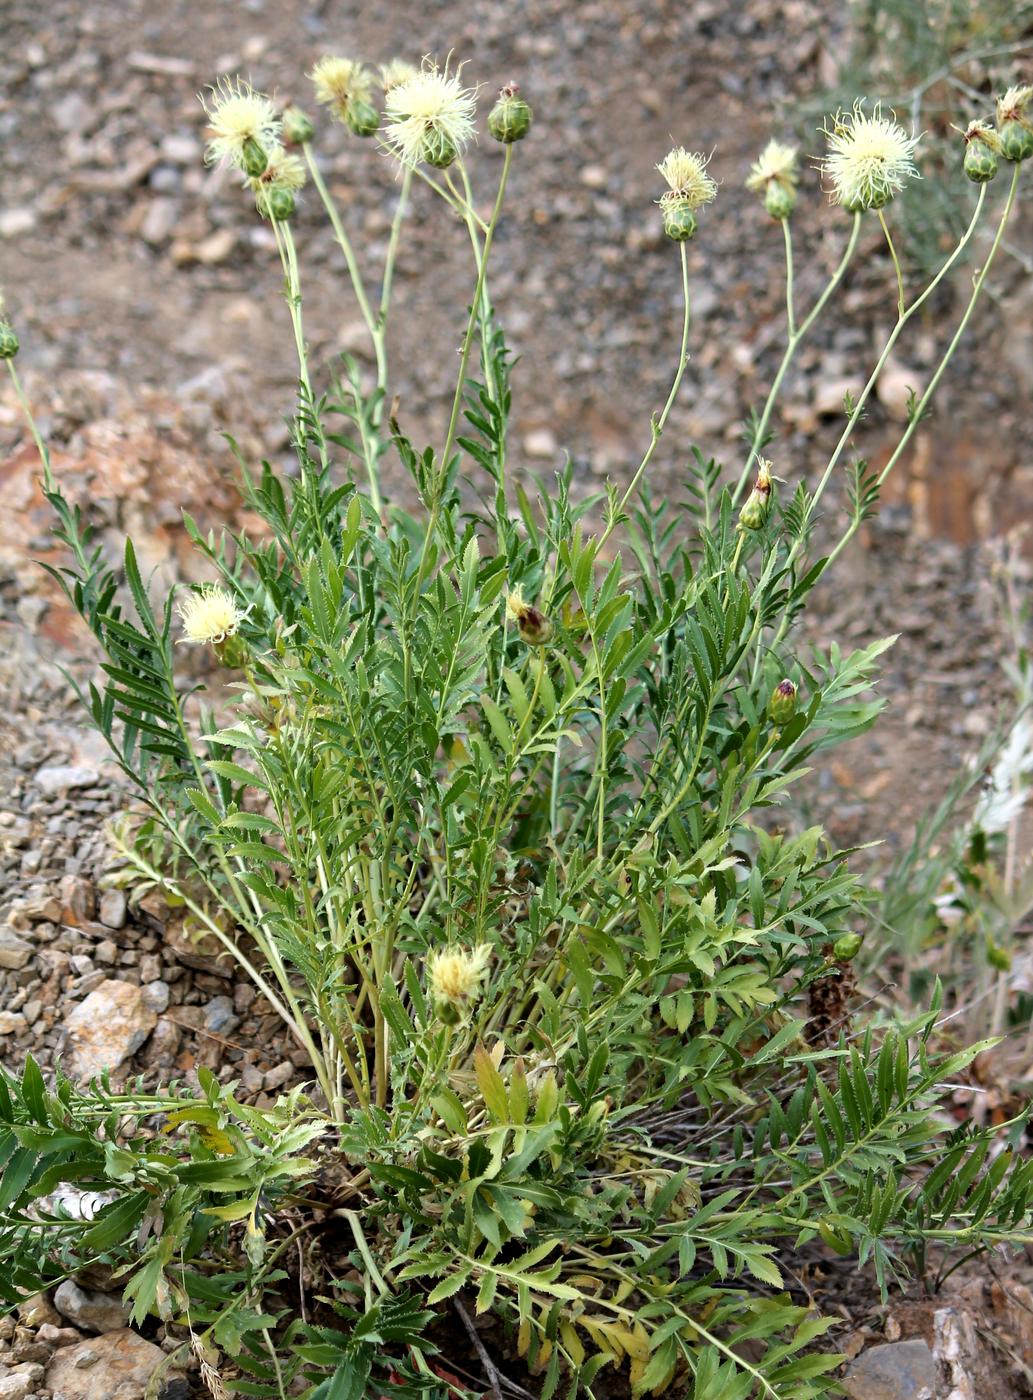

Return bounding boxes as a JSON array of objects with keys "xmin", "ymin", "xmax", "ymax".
[
  {"xmin": 738, "ymin": 459, "xmax": 773, "ymax": 531},
  {"xmin": 832, "ymin": 932, "xmax": 863, "ymax": 961},
  {"xmin": 663, "ymin": 198, "xmax": 698, "ymax": 242},
  {"xmin": 0, "ymin": 322, "xmax": 18, "ymax": 359},
  {"xmin": 264, "ymin": 186, "xmax": 296, "ymax": 222},
  {"xmin": 964, "ymin": 141, "xmax": 998, "ymax": 183},
  {"xmin": 214, "ymin": 633, "xmax": 251, "ymax": 669},
  {"xmin": 506, "ymin": 588, "xmax": 552, "ymax": 646},
  {"xmin": 765, "ymin": 181, "xmax": 796, "ymax": 219},
  {"xmin": 282, "ymin": 105, "xmax": 315, "ymax": 145},
  {"xmin": 767, "ymin": 678, "xmax": 797, "ymax": 726},
  {"xmin": 996, "ymin": 86, "xmax": 1033, "ymax": 163},
  {"xmin": 241, "ymin": 136, "xmax": 269, "ymax": 178},
  {"xmin": 421, "ymin": 127, "xmax": 459, "ymax": 169},
  {"xmin": 987, "ymin": 940, "xmax": 1011, "ymax": 972},
  {"xmin": 345, "ymin": 97, "xmax": 380, "ymax": 138},
  {"xmin": 1000, "ymin": 119, "xmax": 1033, "ymax": 164},
  {"xmin": 488, "ymin": 84, "xmax": 532, "ymax": 143}
]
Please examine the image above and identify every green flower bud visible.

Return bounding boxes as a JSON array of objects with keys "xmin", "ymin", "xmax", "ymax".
[
  {"xmin": 1000, "ymin": 119, "xmax": 1033, "ymax": 164},
  {"xmin": 964, "ymin": 141, "xmax": 998, "ymax": 183},
  {"xmin": 506, "ymin": 589, "xmax": 552, "ymax": 646},
  {"xmin": 832, "ymin": 932, "xmax": 863, "ymax": 962},
  {"xmin": 264, "ymin": 187, "xmax": 296, "ymax": 222},
  {"xmin": 764, "ymin": 181, "xmax": 796, "ymax": 220},
  {"xmin": 987, "ymin": 940, "xmax": 1011, "ymax": 972},
  {"xmin": 436, "ymin": 998, "xmax": 463, "ymax": 1027},
  {"xmin": 663, "ymin": 199, "xmax": 698, "ymax": 242},
  {"xmin": 738, "ymin": 459, "xmax": 773, "ymax": 531},
  {"xmin": 345, "ymin": 98, "xmax": 380, "ymax": 138},
  {"xmin": 767, "ymin": 678, "xmax": 797, "ymax": 726},
  {"xmin": 488, "ymin": 85, "xmax": 532, "ymax": 143},
  {"xmin": 214, "ymin": 634, "xmax": 251, "ymax": 670},
  {"xmin": 422, "ymin": 128, "xmax": 458, "ymax": 169},
  {"xmin": 0, "ymin": 322, "xmax": 19, "ymax": 360},
  {"xmin": 282, "ymin": 105, "xmax": 315, "ymax": 146},
  {"xmin": 241, "ymin": 136, "xmax": 269, "ymax": 178}
]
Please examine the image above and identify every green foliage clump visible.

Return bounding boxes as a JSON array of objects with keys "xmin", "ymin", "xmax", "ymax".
[{"xmin": 0, "ymin": 51, "xmax": 1030, "ymax": 1400}]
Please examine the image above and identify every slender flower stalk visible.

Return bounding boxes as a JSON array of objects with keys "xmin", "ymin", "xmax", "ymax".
[{"xmin": 732, "ymin": 214, "xmax": 863, "ymax": 504}]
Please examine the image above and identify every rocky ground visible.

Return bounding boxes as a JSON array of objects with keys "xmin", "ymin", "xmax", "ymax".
[{"xmin": 1, "ymin": 0, "xmax": 1033, "ymax": 1396}]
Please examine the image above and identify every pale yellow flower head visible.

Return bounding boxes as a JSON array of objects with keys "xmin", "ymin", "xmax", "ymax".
[
  {"xmin": 380, "ymin": 59, "xmax": 418, "ymax": 92},
  {"xmin": 821, "ymin": 101, "xmax": 920, "ymax": 211},
  {"xmin": 997, "ymin": 84, "xmax": 1033, "ymax": 124},
  {"xmin": 656, "ymin": 148, "xmax": 718, "ymax": 211},
  {"xmin": 746, "ymin": 140, "xmax": 799, "ymax": 191},
  {"xmin": 309, "ymin": 55, "xmax": 376, "ymax": 123},
  {"xmin": 251, "ymin": 145, "xmax": 307, "ymax": 216},
  {"xmin": 427, "ymin": 944, "xmax": 491, "ymax": 1007},
  {"xmin": 383, "ymin": 60, "xmax": 478, "ymax": 167},
  {"xmin": 178, "ymin": 585, "xmax": 244, "ymax": 646},
  {"xmin": 201, "ymin": 77, "xmax": 280, "ymax": 169}
]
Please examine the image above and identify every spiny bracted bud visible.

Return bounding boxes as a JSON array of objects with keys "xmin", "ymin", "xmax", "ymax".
[
  {"xmin": 421, "ymin": 127, "xmax": 459, "ymax": 169},
  {"xmin": 345, "ymin": 97, "xmax": 380, "ymax": 138},
  {"xmin": 767, "ymin": 677, "xmax": 798, "ymax": 726},
  {"xmin": 996, "ymin": 85, "xmax": 1033, "ymax": 163},
  {"xmin": 282, "ymin": 105, "xmax": 315, "ymax": 146},
  {"xmin": 1000, "ymin": 119, "xmax": 1033, "ymax": 164},
  {"xmin": 0, "ymin": 322, "xmax": 18, "ymax": 360},
  {"xmin": 832, "ymin": 932, "xmax": 863, "ymax": 961},
  {"xmin": 738, "ymin": 458, "xmax": 773, "ymax": 531},
  {"xmin": 241, "ymin": 135, "xmax": 269, "ymax": 178},
  {"xmin": 506, "ymin": 587, "xmax": 552, "ymax": 646},
  {"xmin": 488, "ymin": 83, "xmax": 532, "ymax": 143},
  {"xmin": 662, "ymin": 198, "xmax": 698, "ymax": 242},
  {"xmin": 987, "ymin": 940, "xmax": 1011, "ymax": 972},
  {"xmin": 264, "ymin": 187, "xmax": 296, "ymax": 221},
  {"xmin": 214, "ymin": 633, "xmax": 251, "ymax": 669},
  {"xmin": 746, "ymin": 140, "xmax": 799, "ymax": 220},
  {"xmin": 962, "ymin": 124, "xmax": 999, "ymax": 183},
  {"xmin": 764, "ymin": 181, "xmax": 797, "ymax": 219}
]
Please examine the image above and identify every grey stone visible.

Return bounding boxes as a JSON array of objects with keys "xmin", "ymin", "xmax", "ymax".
[
  {"xmin": 34, "ymin": 764, "xmax": 100, "ymax": 795},
  {"xmin": 98, "ymin": 890, "xmax": 127, "ymax": 930},
  {"xmin": 0, "ymin": 929, "xmax": 33, "ymax": 970},
  {"xmin": 45, "ymin": 1328, "xmax": 174, "ymax": 1399},
  {"xmin": 842, "ymin": 1340, "xmax": 938, "ymax": 1400},
  {"xmin": 61, "ymin": 981, "xmax": 158, "ymax": 1080},
  {"xmin": 203, "ymin": 996, "xmax": 240, "ymax": 1036},
  {"xmin": 0, "ymin": 1012, "xmax": 26, "ymax": 1035},
  {"xmin": 0, "ymin": 1372, "xmax": 35, "ymax": 1400},
  {"xmin": 52, "ymin": 1281, "xmax": 130, "ymax": 1335}
]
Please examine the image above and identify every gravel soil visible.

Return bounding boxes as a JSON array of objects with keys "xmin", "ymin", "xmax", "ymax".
[{"xmin": 1, "ymin": 0, "xmax": 1033, "ymax": 1396}]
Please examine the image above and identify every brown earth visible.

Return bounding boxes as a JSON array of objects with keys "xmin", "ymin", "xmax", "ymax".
[{"xmin": 1, "ymin": 0, "xmax": 1033, "ymax": 1396}]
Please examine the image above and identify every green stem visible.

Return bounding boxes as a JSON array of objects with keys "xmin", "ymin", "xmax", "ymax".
[
  {"xmin": 5, "ymin": 360, "xmax": 52, "ymax": 487},
  {"xmin": 782, "ymin": 216, "xmax": 796, "ymax": 337},
  {"xmin": 732, "ymin": 213, "xmax": 862, "ymax": 505},
  {"xmin": 879, "ymin": 206, "xmax": 906, "ymax": 317},
  {"xmin": 597, "ymin": 239, "xmax": 692, "ymax": 555},
  {"xmin": 411, "ymin": 145, "xmax": 514, "ymax": 595}
]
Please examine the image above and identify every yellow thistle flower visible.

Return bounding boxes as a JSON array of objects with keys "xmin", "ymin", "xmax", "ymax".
[
  {"xmin": 746, "ymin": 140, "xmax": 799, "ymax": 192},
  {"xmin": 821, "ymin": 101, "xmax": 920, "ymax": 211},
  {"xmin": 380, "ymin": 59, "xmax": 418, "ymax": 92},
  {"xmin": 251, "ymin": 145, "xmax": 307, "ymax": 218},
  {"xmin": 996, "ymin": 84, "xmax": 1033, "ymax": 124},
  {"xmin": 201, "ymin": 77, "xmax": 280, "ymax": 170},
  {"xmin": 309, "ymin": 55, "xmax": 376, "ymax": 123},
  {"xmin": 383, "ymin": 60, "xmax": 478, "ymax": 168},
  {"xmin": 426, "ymin": 944, "xmax": 491, "ymax": 1011},
  {"xmin": 656, "ymin": 147, "xmax": 718, "ymax": 211},
  {"xmin": 177, "ymin": 585, "xmax": 244, "ymax": 647}
]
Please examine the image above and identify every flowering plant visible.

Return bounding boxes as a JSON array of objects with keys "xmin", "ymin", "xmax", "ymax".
[{"xmin": 1, "ymin": 53, "xmax": 1031, "ymax": 1400}]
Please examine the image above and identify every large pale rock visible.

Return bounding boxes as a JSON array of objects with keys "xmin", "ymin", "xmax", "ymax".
[
  {"xmin": 61, "ymin": 982, "xmax": 157, "ymax": 1080},
  {"xmin": 842, "ymin": 1340, "xmax": 938, "ymax": 1400},
  {"xmin": 53, "ymin": 1280, "xmax": 130, "ymax": 1334},
  {"xmin": 45, "ymin": 1328, "xmax": 172, "ymax": 1400},
  {"xmin": 0, "ymin": 928, "xmax": 33, "ymax": 970}
]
